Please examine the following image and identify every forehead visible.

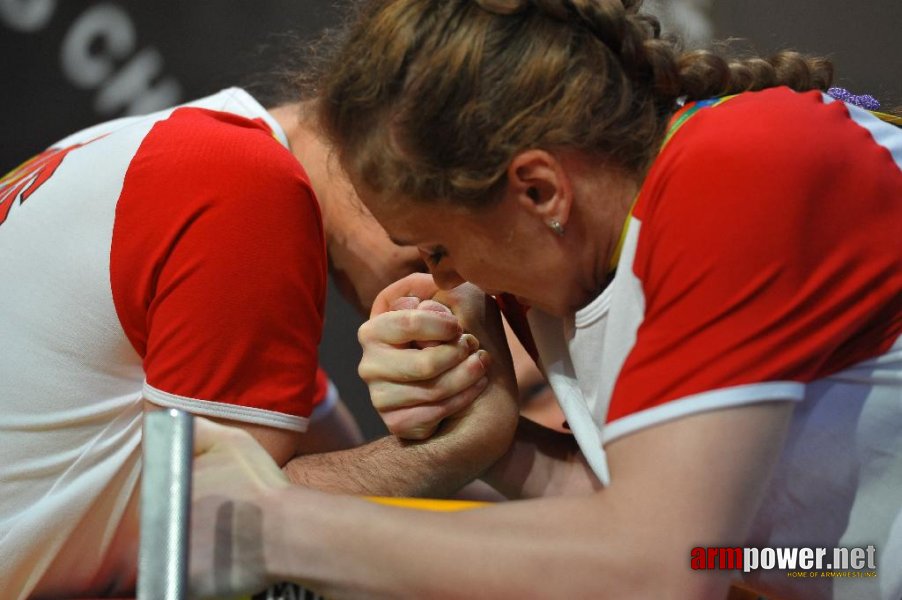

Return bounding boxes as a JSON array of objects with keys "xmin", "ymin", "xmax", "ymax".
[{"xmin": 360, "ymin": 190, "xmax": 476, "ymax": 245}]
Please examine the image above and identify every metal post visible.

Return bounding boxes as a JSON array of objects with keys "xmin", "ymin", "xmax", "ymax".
[{"xmin": 138, "ymin": 409, "xmax": 194, "ymax": 600}]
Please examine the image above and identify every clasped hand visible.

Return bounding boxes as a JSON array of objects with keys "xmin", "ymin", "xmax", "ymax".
[{"xmin": 358, "ymin": 273, "xmax": 516, "ymax": 440}]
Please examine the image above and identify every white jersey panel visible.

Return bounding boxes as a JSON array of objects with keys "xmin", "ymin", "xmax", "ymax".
[
  {"xmin": 0, "ymin": 88, "xmax": 293, "ymax": 599},
  {"xmin": 528, "ymin": 93, "xmax": 902, "ymax": 599},
  {"xmin": 0, "ymin": 112, "xmax": 148, "ymax": 597}
]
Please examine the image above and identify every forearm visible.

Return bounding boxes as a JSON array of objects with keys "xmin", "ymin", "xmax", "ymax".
[
  {"xmin": 191, "ymin": 404, "xmax": 788, "ymax": 599},
  {"xmin": 283, "ymin": 380, "xmax": 519, "ymax": 496},
  {"xmin": 282, "ymin": 434, "xmax": 476, "ymax": 497},
  {"xmin": 481, "ymin": 416, "xmax": 602, "ymax": 499},
  {"xmin": 261, "ymin": 489, "xmax": 715, "ymax": 599}
]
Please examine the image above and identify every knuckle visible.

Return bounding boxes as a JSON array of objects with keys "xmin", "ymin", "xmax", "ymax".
[
  {"xmin": 382, "ymin": 412, "xmax": 404, "ymax": 434},
  {"xmin": 400, "ymin": 355, "xmax": 431, "ymax": 381},
  {"xmin": 357, "ymin": 321, "xmax": 371, "ymax": 343},
  {"xmin": 396, "ymin": 311, "xmax": 416, "ymax": 333},
  {"xmin": 369, "ymin": 389, "xmax": 388, "ymax": 411},
  {"xmin": 383, "ymin": 412, "xmax": 413, "ymax": 436},
  {"xmin": 357, "ymin": 361, "xmax": 376, "ymax": 383}
]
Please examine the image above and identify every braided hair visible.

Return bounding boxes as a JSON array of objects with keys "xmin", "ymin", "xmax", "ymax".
[{"xmin": 315, "ymin": 0, "xmax": 833, "ymax": 207}]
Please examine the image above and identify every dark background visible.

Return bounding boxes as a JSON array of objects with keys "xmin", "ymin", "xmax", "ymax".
[{"xmin": 3, "ymin": 0, "xmax": 899, "ymax": 439}]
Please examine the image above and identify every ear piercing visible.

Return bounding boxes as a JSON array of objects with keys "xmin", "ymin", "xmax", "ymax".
[{"xmin": 548, "ymin": 219, "xmax": 565, "ymax": 236}]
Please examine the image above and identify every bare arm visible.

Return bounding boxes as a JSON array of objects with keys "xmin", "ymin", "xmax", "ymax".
[
  {"xmin": 283, "ymin": 427, "xmax": 503, "ymax": 497},
  {"xmin": 480, "ymin": 416, "xmax": 603, "ymax": 499},
  {"xmin": 282, "ymin": 280, "xmax": 520, "ymax": 496},
  {"xmin": 328, "ymin": 273, "xmax": 587, "ymax": 499},
  {"xmin": 191, "ymin": 401, "xmax": 793, "ymax": 599},
  {"xmin": 151, "ymin": 277, "xmax": 516, "ymax": 497},
  {"xmin": 143, "ymin": 399, "xmax": 303, "ymax": 467}
]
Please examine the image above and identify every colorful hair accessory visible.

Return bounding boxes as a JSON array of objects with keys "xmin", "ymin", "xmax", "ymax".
[{"xmin": 827, "ymin": 87, "xmax": 881, "ymax": 111}]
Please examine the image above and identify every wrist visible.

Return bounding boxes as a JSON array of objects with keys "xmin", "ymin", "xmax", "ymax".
[{"xmin": 261, "ymin": 485, "xmax": 302, "ymax": 584}]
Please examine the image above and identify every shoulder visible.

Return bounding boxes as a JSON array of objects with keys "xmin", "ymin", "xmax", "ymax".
[
  {"xmin": 141, "ymin": 107, "xmax": 305, "ymax": 183},
  {"xmin": 642, "ymin": 89, "xmax": 838, "ymax": 202},
  {"xmin": 635, "ymin": 87, "xmax": 900, "ymax": 236},
  {"xmin": 667, "ymin": 88, "xmax": 850, "ymax": 155},
  {"xmin": 123, "ymin": 106, "xmax": 321, "ymax": 231}
]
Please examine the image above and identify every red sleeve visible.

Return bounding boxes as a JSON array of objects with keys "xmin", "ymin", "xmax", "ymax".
[
  {"xmin": 111, "ymin": 107, "xmax": 327, "ymax": 426},
  {"xmin": 608, "ymin": 89, "xmax": 902, "ymax": 423},
  {"xmin": 311, "ymin": 367, "xmax": 330, "ymax": 407}
]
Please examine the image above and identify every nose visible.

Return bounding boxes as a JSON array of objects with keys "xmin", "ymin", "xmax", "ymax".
[{"xmin": 418, "ymin": 250, "xmax": 465, "ymax": 290}]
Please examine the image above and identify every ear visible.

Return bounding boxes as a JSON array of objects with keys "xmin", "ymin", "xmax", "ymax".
[{"xmin": 506, "ymin": 149, "xmax": 572, "ymax": 227}]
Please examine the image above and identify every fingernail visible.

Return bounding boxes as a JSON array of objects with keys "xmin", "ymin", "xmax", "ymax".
[
  {"xmin": 475, "ymin": 349, "xmax": 491, "ymax": 368},
  {"xmin": 461, "ymin": 333, "xmax": 479, "ymax": 353}
]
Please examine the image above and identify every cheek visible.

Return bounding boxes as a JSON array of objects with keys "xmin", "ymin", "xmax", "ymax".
[
  {"xmin": 371, "ymin": 251, "xmax": 427, "ymax": 295},
  {"xmin": 384, "ymin": 248, "xmax": 427, "ymax": 281},
  {"xmin": 459, "ymin": 252, "xmax": 515, "ymax": 291},
  {"xmin": 478, "ymin": 241, "xmax": 544, "ymax": 292}
]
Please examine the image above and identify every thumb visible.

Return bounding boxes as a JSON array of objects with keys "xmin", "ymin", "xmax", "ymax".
[
  {"xmin": 371, "ymin": 273, "xmax": 440, "ymax": 317},
  {"xmin": 415, "ymin": 299, "xmax": 456, "ymax": 348}
]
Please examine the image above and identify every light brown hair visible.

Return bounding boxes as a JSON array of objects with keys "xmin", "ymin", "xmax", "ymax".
[{"xmin": 314, "ymin": 0, "xmax": 833, "ymax": 207}]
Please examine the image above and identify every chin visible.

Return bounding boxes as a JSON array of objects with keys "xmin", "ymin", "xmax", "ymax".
[{"xmin": 484, "ymin": 288, "xmax": 568, "ymax": 318}]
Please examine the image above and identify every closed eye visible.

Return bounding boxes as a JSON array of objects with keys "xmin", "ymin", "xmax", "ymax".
[{"xmin": 424, "ymin": 246, "xmax": 447, "ymax": 266}]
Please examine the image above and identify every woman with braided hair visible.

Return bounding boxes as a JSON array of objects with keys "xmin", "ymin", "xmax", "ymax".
[{"xmin": 189, "ymin": 1, "xmax": 902, "ymax": 598}]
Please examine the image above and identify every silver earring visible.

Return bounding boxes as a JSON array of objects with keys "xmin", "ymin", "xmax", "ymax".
[{"xmin": 548, "ymin": 219, "xmax": 565, "ymax": 237}]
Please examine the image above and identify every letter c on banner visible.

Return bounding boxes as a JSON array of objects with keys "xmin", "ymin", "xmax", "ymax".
[{"xmin": 60, "ymin": 3, "xmax": 134, "ymax": 88}]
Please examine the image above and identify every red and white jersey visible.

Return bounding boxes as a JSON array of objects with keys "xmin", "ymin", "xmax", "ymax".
[
  {"xmin": 0, "ymin": 88, "xmax": 327, "ymax": 598},
  {"xmin": 526, "ymin": 89, "xmax": 901, "ymax": 600}
]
